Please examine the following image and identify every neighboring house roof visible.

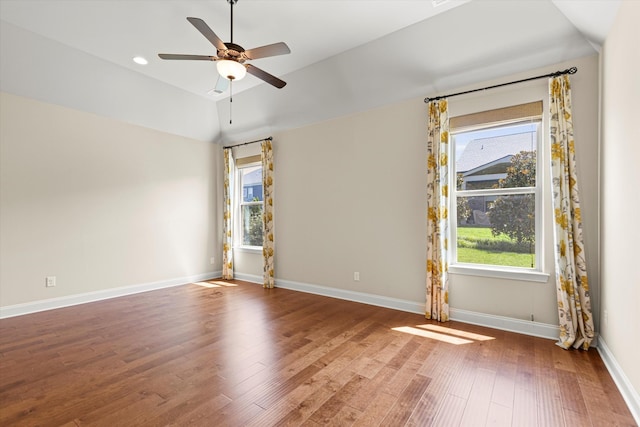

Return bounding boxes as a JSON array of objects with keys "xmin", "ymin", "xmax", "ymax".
[
  {"xmin": 243, "ymin": 168, "xmax": 262, "ymax": 186},
  {"xmin": 456, "ymin": 132, "xmax": 536, "ymax": 173},
  {"xmin": 463, "ymin": 155, "xmax": 513, "ymax": 177}
]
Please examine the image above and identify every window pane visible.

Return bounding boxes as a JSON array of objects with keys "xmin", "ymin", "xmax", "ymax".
[
  {"xmin": 456, "ymin": 194, "xmax": 535, "ymax": 268},
  {"xmin": 238, "ymin": 163, "xmax": 264, "ymax": 247},
  {"xmin": 454, "ymin": 124, "xmax": 537, "ymax": 190},
  {"xmin": 241, "ymin": 165, "xmax": 263, "ymax": 202},
  {"xmin": 452, "ymin": 120, "xmax": 540, "ymax": 271},
  {"xmin": 242, "ymin": 204, "xmax": 263, "ymax": 246}
]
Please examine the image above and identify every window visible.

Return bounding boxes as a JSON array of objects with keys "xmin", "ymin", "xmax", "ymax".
[
  {"xmin": 450, "ymin": 102, "xmax": 543, "ymax": 278},
  {"xmin": 237, "ymin": 163, "xmax": 263, "ymax": 248}
]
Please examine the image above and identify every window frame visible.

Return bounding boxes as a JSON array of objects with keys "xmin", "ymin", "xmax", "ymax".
[
  {"xmin": 235, "ymin": 160, "xmax": 264, "ymax": 251},
  {"xmin": 449, "ymin": 118, "xmax": 549, "ymax": 283}
]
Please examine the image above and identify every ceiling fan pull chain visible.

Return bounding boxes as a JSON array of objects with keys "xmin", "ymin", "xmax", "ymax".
[{"xmin": 230, "ymin": 79, "xmax": 233, "ymax": 125}]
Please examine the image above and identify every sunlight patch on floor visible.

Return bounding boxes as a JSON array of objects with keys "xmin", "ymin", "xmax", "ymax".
[
  {"xmin": 392, "ymin": 324, "xmax": 495, "ymax": 345},
  {"xmin": 392, "ymin": 326, "xmax": 474, "ymax": 345},
  {"xmin": 193, "ymin": 281, "xmax": 239, "ymax": 288},
  {"xmin": 416, "ymin": 324, "xmax": 495, "ymax": 341}
]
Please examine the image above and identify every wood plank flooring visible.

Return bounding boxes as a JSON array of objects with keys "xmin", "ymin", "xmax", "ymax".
[{"xmin": 0, "ymin": 280, "xmax": 636, "ymax": 426}]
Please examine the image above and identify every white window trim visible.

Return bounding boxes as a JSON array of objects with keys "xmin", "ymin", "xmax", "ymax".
[
  {"xmin": 234, "ymin": 160, "xmax": 263, "ymax": 250},
  {"xmin": 449, "ymin": 265, "xmax": 550, "ymax": 283},
  {"xmin": 449, "ymin": 119, "xmax": 546, "ymax": 282},
  {"xmin": 235, "ymin": 246, "xmax": 263, "ymax": 254}
]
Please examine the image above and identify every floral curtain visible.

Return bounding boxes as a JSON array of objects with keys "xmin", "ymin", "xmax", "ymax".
[
  {"xmin": 222, "ymin": 148, "xmax": 234, "ymax": 280},
  {"xmin": 549, "ymin": 75, "xmax": 594, "ymax": 350},
  {"xmin": 261, "ymin": 140, "xmax": 275, "ymax": 289},
  {"xmin": 426, "ymin": 100, "xmax": 450, "ymax": 322}
]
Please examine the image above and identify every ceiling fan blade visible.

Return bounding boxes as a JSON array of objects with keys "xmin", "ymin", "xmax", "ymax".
[
  {"xmin": 246, "ymin": 64, "xmax": 286, "ymax": 89},
  {"xmin": 244, "ymin": 42, "xmax": 291, "ymax": 60},
  {"xmin": 158, "ymin": 54, "xmax": 217, "ymax": 61},
  {"xmin": 187, "ymin": 17, "xmax": 227, "ymax": 51},
  {"xmin": 212, "ymin": 76, "xmax": 229, "ymax": 94}
]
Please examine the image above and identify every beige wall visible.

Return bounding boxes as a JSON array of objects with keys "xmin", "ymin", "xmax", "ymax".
[
  {"xmin": 601, "ymin": 0, "xmax": 640, "ymax": 401},
  {"xmin": 237, "ymin": 55, "xmax": 600, "ymax": 327},
  {"xmin": 274, "ymin": 96, "xmax": 428, "ymax": 303},
  {"xmin": 0, "ymin": 92, "xmax": 223, "ymax": 307}
]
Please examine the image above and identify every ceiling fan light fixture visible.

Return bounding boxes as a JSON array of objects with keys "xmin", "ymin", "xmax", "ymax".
[{"xmin": 217, "ymin": 60, "xmax": 246, "ymax": 81}]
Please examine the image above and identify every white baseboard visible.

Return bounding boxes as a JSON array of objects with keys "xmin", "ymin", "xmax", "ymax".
[
  {"xmin": 232, "ymin": 272, "xmax": 264, "ymax": 284},
  {"xmin": 3, "ymin": 271, "xmax": 560, "ymax": 342},
  {"xmin": 1, "ymin": 270, "xmax": 560, "ymax": 342},
  {"xmin": 275, "ymin": 278, "xmax": 425, "ymax": 314},
  {"xmin": 449, "ymin": 308, "xmax": 559, "ymax": 340},
  {"xmin": 0, "ymin": 271, "xmax": 222, "ymax": 319},
  {"xmin": 598, "ymin": 337, "xmax": 640, "ymax": 425},
  {"xmin": 274, "ymin": 277, "xmax": 560, "ymax": 340}
]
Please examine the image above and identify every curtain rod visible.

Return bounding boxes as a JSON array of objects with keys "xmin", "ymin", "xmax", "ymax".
[
  {"xmin": 223, "ymin": 136, "xmax": 272, "ymax": 149},
  {"xmin": 423, "ymin": 66, "xmax": 577, "ymax": 103}
]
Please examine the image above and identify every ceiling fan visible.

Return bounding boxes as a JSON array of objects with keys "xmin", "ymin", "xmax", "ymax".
[{"xmin": 158, "ymin": 0, "xmax": 290, "ymax": 94}]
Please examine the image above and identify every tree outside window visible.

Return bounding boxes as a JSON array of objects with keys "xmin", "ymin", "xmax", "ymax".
[{"xmin": 488, "ymin": 150, "xmax": 536, "ymax": 251}]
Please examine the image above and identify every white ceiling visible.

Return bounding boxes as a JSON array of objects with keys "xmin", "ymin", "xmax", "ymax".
[
  {"xmin": 0, "ymin": 0, "xmax": 472, "ymax": 96},
  {"xmin": 0, "ymin": 0, "xmax": 621, "ymax": 143}
]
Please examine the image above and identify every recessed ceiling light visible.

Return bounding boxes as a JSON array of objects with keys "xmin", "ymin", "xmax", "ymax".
[{"xmin": 133, "ymin": 56, "xmax": 148, "ymax": 65}]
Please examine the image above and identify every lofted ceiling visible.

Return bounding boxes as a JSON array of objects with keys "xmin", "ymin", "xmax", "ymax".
[{"xmin": 0, "ymin": 0, "xmax": 621, "ymax": 144}]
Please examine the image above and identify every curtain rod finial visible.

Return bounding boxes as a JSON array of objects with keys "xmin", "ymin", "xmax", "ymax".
[{"xmin": 424, "ymin": 95, "xmax": 445, "ymax": 103}]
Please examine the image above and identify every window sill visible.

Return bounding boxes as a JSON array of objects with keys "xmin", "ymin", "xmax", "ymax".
[
  {"xmin": 449, "ymin": 264, "xmax": 550, "ymax": 283},
  {"xmin": 234, "ymin": 246, "xmax": 263, "ymax": 255}
]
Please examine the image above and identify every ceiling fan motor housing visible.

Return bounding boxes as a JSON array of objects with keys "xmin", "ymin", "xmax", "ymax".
[{"xmin": 220, "ymin": 42, "xmax": 246, "ymax": 62}]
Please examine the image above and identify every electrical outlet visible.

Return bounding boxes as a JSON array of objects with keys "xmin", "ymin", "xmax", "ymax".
[
  {"xmin": 604, "ymin": 310, "xmax": 608, "ymax": 325},
  {"xmin": 45, "ymin": 276, "xmax": 56, "ymax": 287},
  {"xmin": 354, "ymin": 272, "xmax": 360, "ymax": 281},
  {"xmin": 210, "ymin": 257, "xmax": 215, "ymax": 265}
]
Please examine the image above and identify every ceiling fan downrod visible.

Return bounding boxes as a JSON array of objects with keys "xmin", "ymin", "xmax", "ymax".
[
  {"xmin": 228, "ymin": 0, "xmax": 238, "ymax": 125},
  {"xmin": 228, "ymin": 0, "xmax": 238, "ymax": 44}
]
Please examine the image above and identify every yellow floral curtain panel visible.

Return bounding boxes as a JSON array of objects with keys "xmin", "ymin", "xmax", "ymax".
[
  {"xmin": 261, "ymin": 140, "xmax": 275, "ymax": 289},
  {"xmin": 426, "ymin": 100, "xmax": 450, "ymax": 322},
  {"xmin": 549, "ymin": 75, "xmax": 594, "ymax": 350},
  {"xmin": 222, "ymin": 148, "xmax": 234, "ymax": 280}
]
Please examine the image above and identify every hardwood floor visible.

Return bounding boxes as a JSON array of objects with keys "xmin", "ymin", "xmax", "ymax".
[{"xmin": 0, "ymin": 280, "xmax": 636, "ymax": 426}]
